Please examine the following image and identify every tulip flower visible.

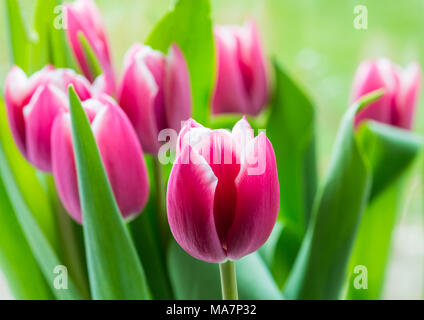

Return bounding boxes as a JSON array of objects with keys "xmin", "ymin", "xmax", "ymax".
[
  {"xmin": 212, "ymin": 21, "xmax": 269, "ymax": 116},
  {"xmin": 118, "ymin": 43, "xmax": 192, "ymax": 155},
  {"xmin": 51, "ymin": 94, "xmax": 149, "ymax": 223},
  {"xmin": 64, "ymin": 0, "xmax": 116, "ymax": 94},
  {"xmin": 351, "ymin": 58, "xmax": 421, "ymax": 130},
  {"xmin": 4, "ymin": 65, "xmax": 92, "ymax": 171},
  {"xmin": 167, "ymin": 117, "xmax": 279, "ymax": 263}
]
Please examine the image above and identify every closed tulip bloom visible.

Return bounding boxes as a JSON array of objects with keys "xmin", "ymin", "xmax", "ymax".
[
  {"xmin": 51, "ymin": 95, "xmax": 149, "ymax": 223},
  {"xmin": 64, "ymin": 0, "xmax": 116, "ymax": 94},
  {"xmin": 167, "ymin": 117, "xmax": 279, "ymax": 263},
  {"xmin": 212, "ymin": 21, "xmax": 269, "ymax": 116},
  {"xmin": 352, "ymin": 58, "xmax": 421, "ymax": 130},
  {"xmin": 118, "ymin": 43, "xmax": 192, "ymax": 155},
  {"xmin": 4, "ymin": 66, "xmax": 92, "ymax": 171}
]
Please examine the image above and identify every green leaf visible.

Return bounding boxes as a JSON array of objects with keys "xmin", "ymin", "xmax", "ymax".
[
  {"xmin": 0, "ymin": 143, "xmax": 82, "ymax": 300},
  {"xmin": 0, "ymin": 99, "xmax": 60, "ymax": 253},
  {"xmin": 168, "ymin": 241, "xmax": 283, "ymax": 300},
  {"xmin": 358, "ymin": 121, "xmax": 423, "ymax": 200},
  {"xmin": 0, "ymin": 176, "xmax": 53, "ymax": 300},
  {"xmin": 283, "ymin": 93, "xmax": 382, "ymax": 299},
  {"xmin": 264, "ymin": 62, "xmax": 317, "ymax": 288},
  {"xmin": 267, "ymin": 63, "xmax": 317, "ymax": 233},
  {"xmin": 345, "ymin": 182, "xmax": 402, "ymax": 300},
  {"xmin": 345, "ymin": 122, "xmax": 422, "ymax": 299},
  {"xmin": 29, "ymin": 0, "xmax": 57, "ymax": 72},
  {"xmin": 4, "ymin": 0, "xmax": 30, "ymax": 71},
  {"xmin": 68, "ymin": 87, "xmax": 149, "ymax": 300},
  {"xmin": 146, "ymin": 0, "xmax": 215, "ymax": 125},
  {"xmin": 78, "ymin": 32, "xmax": 103, "ymax": 80}
]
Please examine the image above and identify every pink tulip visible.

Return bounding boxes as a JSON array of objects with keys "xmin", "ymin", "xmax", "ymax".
[
  {"xmin": 64, "ymin": 0, "xmax": 116, "ymax": 94},
  {"xmin": 51, "ymin": 94, "xmax": 149, "ymax": 223},
  {"xmin": 351, "ymin": 58, "xmax": 421, "ymax": 130},
  {"xmin": 4, "ymin": 65, "xmax": 92, "ymax": 171},
  {"xmin": 212, "ymin": 21, "xmax": 269, "ymax": 116},
  {"xmin": 167, "ymin": 117, "xmax": 279, "ymax": 263},
  {"xmin": 118, "ymin": 43, "xmax": 192, "ymax": 155}
]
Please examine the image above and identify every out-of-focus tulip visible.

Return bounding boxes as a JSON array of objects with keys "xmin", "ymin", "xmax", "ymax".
[
  {"xmin": 351, "ymin": 58, "xmax": 421, "ymax": 130},
  {"xmin": 51, "ymin": 94, "xmax": 149, "ymax": 223},
  {"xmin": 4, "ymin": 65, "xmax": 92, "ymax": 171},
  {"xmin": 118, "ymin": 43, "xmax": 192, "ymax": 155},
  {"xmin": 64, "ymin": 0, "xmax": 116, "ymax": 94},
  {"xmin": 212, "ymin": 21, "xmax": 269, "ymax": 116},
  {"xmin": 167, "ymin": 117, "xmax": 279, "ymax": 263}
]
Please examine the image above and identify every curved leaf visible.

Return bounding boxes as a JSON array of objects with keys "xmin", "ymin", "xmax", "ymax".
[
  {"xmin": 283, "ymin": 93, "xmax": 384, "ymax": 299},
  {"xmin": 4, "ymin": 0, "xmax": 30, "ymax": 71},
  {"xmin": 267, "ymin": 62, "xmax": 317, "ymax": 233},
  {"xmin": 68, "ymin": 87, "xmax": 149, "ymax": 300},
  {"xmin": 0, "ymin": 177, "xmax": 53, "ymax": 300},
  {"xmin": 345, "ymin": 122, "xmax": 422, "ymax": 300},
  {"xmin": 265, "ymin": 62, "xmax": 317, "ymax": 288}
]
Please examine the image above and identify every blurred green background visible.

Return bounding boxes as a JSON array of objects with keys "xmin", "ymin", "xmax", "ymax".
[{"xmin": 0, "ymin": 0, "xmax": 423, "ymax": 299}]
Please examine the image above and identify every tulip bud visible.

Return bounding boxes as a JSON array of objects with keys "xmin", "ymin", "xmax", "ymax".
[
  {"xmin": 51, "ymin": 95, "xmax": 149, "ymax": 223},
  {"xmin": 4, "ymin": 66, "xmax": 92, "ymax": 171},
  {"xmin": 351, "ymin": 58, "xmax": 421, "ymax": 130},
  {"xmin": 64, "ymin": 0, "xmax": 116, "ymax": 94},
  {"xmin": 212, "ymin": 21, "xmax": 269, "ymax": 116},
  {"xmin": 167, "ymin": 117, "xmax": 279, "ymax": 263},
  {"xmin": 118, "ymin": 43, "xmax": 192, "ymax": 155}
]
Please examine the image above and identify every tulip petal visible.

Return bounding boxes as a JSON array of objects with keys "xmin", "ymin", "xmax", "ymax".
[
  {"xmin": 237, "ymin": 21, "xmax": 269, "ymax": 115},
  {"xmin": 24, "ymin": 85, "xmax": 68, "ymax": 172},
  {"xmin": 118, "ymin": 51, "xmax": 160, "ymax": 154},
  {"xmin": 51, "ymin": 114, "xmax": 82, "ymax": 223},
  {"xmin": 91, "ymin": 100, "xmax": 149, "ymax": 220},
  {"xmin": 165, "ymin": 44, "xmax": 192, "ymax": 132},
  {"xmin": 394, "ymin": 62, "xmax": 422, "ymax": 130},
  {"xmin": 65, "ymin": 0, "xmax": 115, "ymax": 93},
  {"xmin": 212, "ymin": 27, "xmax": 250, "ymax": 114},
  {"xmin": 232, "ymin": 116, "xmax": 254, "ymax": 151},
  {"xmin": 167, "ymin": 145, "xmax": 226, "ymax": 263},
  {"xmin": 4, "ymin": 66, "xmax": 29, "ymax": 155},
  {"xmin": 352, "ymin": 59, "xmax": 395, "ymax": 127},
  {"xmin": 226, "ymin": 133, "xmax": 279, "ymax": 260},
  {"xmin": 176, "ymin": 118, "xmax": 203, "ymax": 157}
]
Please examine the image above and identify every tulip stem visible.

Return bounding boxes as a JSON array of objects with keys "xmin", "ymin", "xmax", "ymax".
[
  {"xmin": 152, "ymin": 157, "xmax": 170, "ymax": 250},
  {"xmin": 219, "ymin": 260, "xmax": 238, "ymax": 300}
]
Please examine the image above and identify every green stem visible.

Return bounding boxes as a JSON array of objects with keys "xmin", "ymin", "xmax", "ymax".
[
  {"xmin": 219, "ymin": 260, "xmax": 238, "ymax": 300},
  {"xmin": 152, "ymin": 157, "xmax": 170, "ymax": 250}
]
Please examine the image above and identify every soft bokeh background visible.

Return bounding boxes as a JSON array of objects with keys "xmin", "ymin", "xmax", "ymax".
[{"xmin": 0, "ymin": 0, "xmax": 423, "ymax": 299}]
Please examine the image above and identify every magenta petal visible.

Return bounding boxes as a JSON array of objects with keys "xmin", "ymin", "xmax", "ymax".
[
  {"xmin": 65, "ymin": 0, "xmax": 116, "ymax": 93},
  {"xmin": 237, "ymin": 21, "xmax": 269, "ymax": 115},
  {"xmin": 176, "ymin": 118, "xmax": 203, "ymax": 159},
  {"xmin": 24, "ymin": 85, "xmax": 68, "ymax": 172},
  {"xmin": 226, "ymin": 133, "xmax": 279, "ymax": 260},
  {"xmin": 165, "ymin": 44, "xmax": 192, "ymax": 132},
  {"xmin": 212, "ymin": 27, "xmax": 250, "ymax": 115},
  {"xmin": 51, "ymin": 114, "xmax": 82, "ymax": 223},
  {"xmin": 4, "ymin": 66, "xmax": 29, "ymax": 156},
  {"xmin": 118, "ymin": 49, "xmax": 160, "ymax": 154},
  {"xmin": 352, "ymin": 59, "xmax": 395, "ymax": 127},
  {"xmin": 232, "ymin": 116, "xmax": 254, "ymax": 150},
  {"xmin": 92, "ymin": 100, "xmax": 149, "ymax": 219},
  {"xmin": 167, "ymin": 146, "xmax": 226, "ymax": 263},
  {"xmin": 393, "ymin": 62, "xmax": 422, "ymax": 130}
]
